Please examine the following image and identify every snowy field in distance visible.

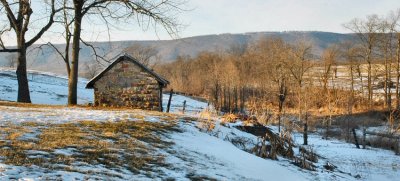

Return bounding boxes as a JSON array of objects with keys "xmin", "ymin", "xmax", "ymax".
[{"xmin": 0, "ymin": 67, "xmax": 92, "ymax": 105}]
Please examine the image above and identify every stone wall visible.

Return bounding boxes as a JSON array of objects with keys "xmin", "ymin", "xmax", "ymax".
[{"xmin": 93, "ymin": 59, "xmax": 162, "ymax": 111}]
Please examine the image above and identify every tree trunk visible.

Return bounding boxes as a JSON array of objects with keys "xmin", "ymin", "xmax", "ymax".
[
  {"xmin": 214, "ymin": 82, "xmax": 219, "ymax": 111},
  {"xmin": 384, "ymin": 52, "xmax": 388, "ymax": 109},
  {"xmin": 298, "ymin": 82, "xmax": 303, "ymax": 127},
  {"xmin": 68, "ymin": 4, "xmax": 82, "ymax": 105},
  {"xmin": 16, "ymin": 45, "xmax": 31, "ymax": 103},
  {"xmin": 367, "ymin": 61, "xmax": 372, "ymax": 108},
  {"xmin": 349, "ymin": 63, "xmax": 354, "ymax": 114},
  {"xmin": 278, "ymin": 81, "xmax": 286, "ymax": 133},
  {"xmin": 240, "ymin": 86, "xmax": 245, "ymax": 113},
  {"xmin": 367, "ymin": 45, "xmax": 373, "ymax": 109},
  {"xmin": 303, "ymin": 122, "xmax": 308, "ymax": 145},
  {"xmin": 223, "ymin": 87, "xmax": 227, "ymax": 112},
  {"xmin": 278, "ymin": 100, "xmax": 283, "ymax": 133},
  {"xmin": 357, "ymin": 65, "xmax": 364, "ymax": 103},
  {"xmin": 228, "ymin": 87, "xmax": 231, "ymax": 112},
  {"xmin": 396, "ymin": 35, "xmax": 400, "ymax": 109},
  {"xmin": 234, "ymin": 87, "xmax": 238, "ymax": 113}
]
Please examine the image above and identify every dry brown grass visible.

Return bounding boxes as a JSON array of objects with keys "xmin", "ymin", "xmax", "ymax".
[
  {"xmin": 0, "ymin": 119, "xmax": 179, "ymax": 177},
  {"xmin": 221, "ymin": 113, "xmax": 238, "ymax": 123},
  {"xmin": 0, "ymin": 100, "xmax": 170, "ymax": 113},
  {"xmin": 0, "ymin": 100, "xmax": 65, "ymax": 109}
]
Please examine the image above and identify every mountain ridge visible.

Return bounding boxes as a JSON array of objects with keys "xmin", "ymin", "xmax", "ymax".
[{"xmin": 0, "ymin": 31, "xmax": 355, "ymax": 75}]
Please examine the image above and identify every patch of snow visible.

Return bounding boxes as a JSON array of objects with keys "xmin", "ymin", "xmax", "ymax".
[
  {"xmin": 0, "ymin": 106, "xmax": 146, "ymax": 124},
  {"xmin": 53, "ymin": 148, "xmax": 77, "ymax": 156},
  {"xmin": 290, "ymin": 129, "xmax": 400, "ymax": 181},
  {"xmin": 162, "ymin": 93, "xmax": 208, "ymax": 115},
  {"xmin": 167, "ymin": 122, "xmax": 307, "ymax": 180}
]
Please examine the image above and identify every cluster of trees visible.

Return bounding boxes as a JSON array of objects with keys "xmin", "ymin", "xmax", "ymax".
[
  {"xmin": 157, "ymin": 9, "xmax": 400, "ymax": 135},
  {"xmin": 156, "ymin": 37, "xmax": 316, "ymax": 130},
  {"xmin": 0, "ymin": 0, "xmax": 184, "ymax": 105},
  {"xmin": 344, "ymin": 10, "xmax": 400, "ymax": 131}
]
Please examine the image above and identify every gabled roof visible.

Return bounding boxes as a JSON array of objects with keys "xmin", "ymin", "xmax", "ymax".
[{"xmin": 86, "ymin": 54, "xmax": 169, "ymax": 89}]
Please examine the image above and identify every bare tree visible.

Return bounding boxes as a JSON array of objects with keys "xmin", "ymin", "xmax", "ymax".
[
  {"xmin": 381, "ymin": 9, "xmax": 400, "ymax": 131},
  {"xmin": 320, "ymin": 45, "xmax": 339, "ymax": 139},
  {"xmin": 288, "ymin": 40, "xmax": 314, "ymax": 145},
  {"xmin": 252, "ymin": 37, "xmax": 291, "ymax": 132},
  {"xmin": 344, "ymin": 15, "xmax": 381, "ymax": 108},
  {"xmin": 345, "ymin": 15, "xmax": 382, "ymax": 149},
  {"xmin": 339, "ymin": 41, "xmax": 363, "ymax": 114},
  {"xmin": 62, "ymin": 0, "xmax": 184, "ymax": 105},
  {"xmin": 0, "ymin": 0, "xmax": 60, "ymax": 103},
  {"xmin": 269, "ymin": 38, "xmax": 290, "ymax": 133},
  {"xmin": 373, "ymin": 15, "xmax": 397, "ymax": 111},
  {"xmin": 386, "ymin": 9, "xmax": 400, "ymax": 110}
]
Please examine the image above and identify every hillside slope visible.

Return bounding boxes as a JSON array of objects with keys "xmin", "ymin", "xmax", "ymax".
[{"xmin": 0, "ymin": 31, "xmax": 354, "ymax": 75}]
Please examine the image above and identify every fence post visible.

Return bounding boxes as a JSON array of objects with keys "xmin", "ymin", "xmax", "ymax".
[
  {"xmin": 362, "ymin": 128, "xmax": 366, "ymax": 149},
  {"xmin": 182, "ymin": 100, "xmax": 186, "ymax": 114},
  {"xmin": 303, "ymin": 113, "xmax": 308, "ymax": 145},
  {"xmin": 166, "ymin": 89, "xmax": 173, "ymax": 113},
  {"xmin": 303, "ymin": 122, "xmax": 308, "ymax": 145},
  {"xmin": 352, "ymin": 128, "xmax": 360, "ymax": 149}
]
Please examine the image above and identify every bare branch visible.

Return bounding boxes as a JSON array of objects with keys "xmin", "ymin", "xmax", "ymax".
[
  {"xmin": 0, "ymin": 48, "xmax": 19, "ymax": 52},
  {"xmin": 80, "ymin": 38, "xmax": 110, "ymax": 66},
  {"xmin": 26, "ymin": 0, "xmax": 63, "ymax": 47},
  {"xmin": 0, "ymin": 0, "xmax": 19, "ymax": 31}
]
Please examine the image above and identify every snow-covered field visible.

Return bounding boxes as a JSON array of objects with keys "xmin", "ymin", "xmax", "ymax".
[
  {"xmin": 1, "ymin": 68, "xmax": 400, "ymax": 180},
  {"xmin": 0, "ymin": 67, "xmax": 92, "ymax": 105}
]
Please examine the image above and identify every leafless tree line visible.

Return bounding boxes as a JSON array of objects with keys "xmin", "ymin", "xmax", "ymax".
[
  {"xmin": 157, "ymin": 37, "xmax": 315, "ymax": 133},
  {"xmin": 157, "ymin": 9, "xmax": 400, "ymax": 136}
]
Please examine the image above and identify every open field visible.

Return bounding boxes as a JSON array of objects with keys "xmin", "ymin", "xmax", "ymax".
[{"xmin": 308, "ymin": 63, "xmax": 400, "ymax": 101}]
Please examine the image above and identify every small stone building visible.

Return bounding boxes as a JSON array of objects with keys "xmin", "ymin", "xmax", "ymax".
[{"xmin": 86, "ymin": 54, "xmax": 169, "ymax": 111}]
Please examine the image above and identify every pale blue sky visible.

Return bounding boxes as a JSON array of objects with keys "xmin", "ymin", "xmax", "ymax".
[
  {"xmin": 85, "ymin": 0, "xmax": 400, "ymax": 41},
  {"xmin": 3, "ymin": 0, "xmax": 400, "ymax": 45},
  {"xmin": 180, "ymin": 0, "xmax": 400, "ymax": 36}
]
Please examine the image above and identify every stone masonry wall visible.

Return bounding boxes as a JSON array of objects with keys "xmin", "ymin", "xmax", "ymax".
[{"xmin": 93, "ymin": 59, "xmax": 161, "ymax": 110}]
